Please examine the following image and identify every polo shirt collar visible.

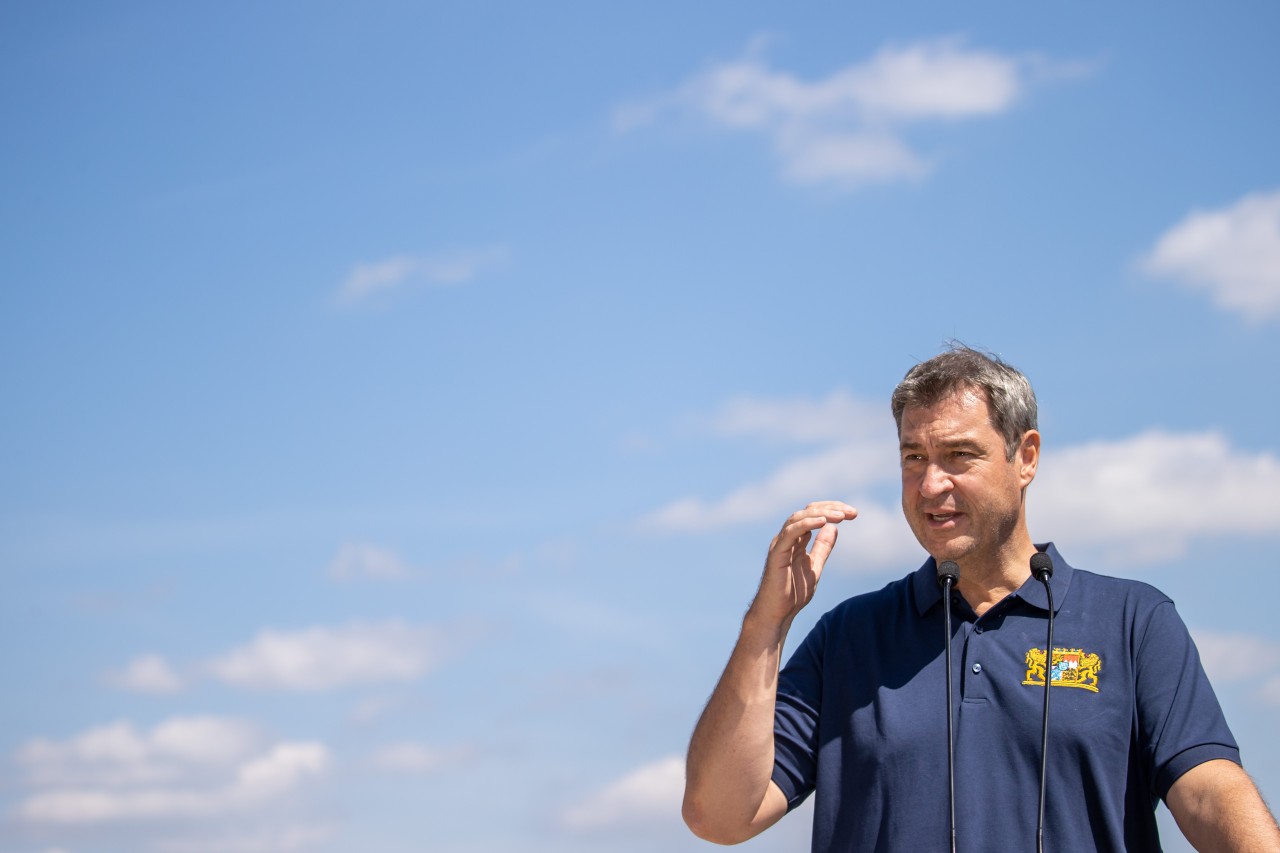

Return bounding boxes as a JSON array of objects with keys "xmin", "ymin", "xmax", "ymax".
[
  {"xmin": 1014, "ymin": 543, "xmax": 1073, "ymax": 613},
  {"xmin": 912, "ymin": 542, "xmax": 1075, "ymax": 616}
]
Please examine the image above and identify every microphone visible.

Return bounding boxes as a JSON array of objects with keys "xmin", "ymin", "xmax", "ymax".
[
  {"xmin": 937, "ymin": 560, "xmax": 960, "ymax": 853},
  {"xmin": 1031, "ymin": 551, "xmax": 1053, "ymax": 583},
  {"xmin": 1030, "ymin": 551, "xmax": 1055, "ymax": 853}
]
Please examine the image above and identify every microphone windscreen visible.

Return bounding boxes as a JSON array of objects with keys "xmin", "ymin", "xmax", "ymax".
[
  {"xmin": 936, "ymin": 560, "xmax": 960, "ymax": 586},
  {"xmin": 1030, "ymin": 551, "xmax": 1054, "ymax": 580}
]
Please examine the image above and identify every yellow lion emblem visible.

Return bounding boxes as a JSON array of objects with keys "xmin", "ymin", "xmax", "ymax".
[{"xmin": 1023, "ymin": 647, "xmax": 1101, "ymax": 693}]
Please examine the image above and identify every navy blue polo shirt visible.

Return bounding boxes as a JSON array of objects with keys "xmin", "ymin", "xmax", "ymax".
[{"xmin": 771, "ymin": 543, "xmax": 1239, "ymax": 853}]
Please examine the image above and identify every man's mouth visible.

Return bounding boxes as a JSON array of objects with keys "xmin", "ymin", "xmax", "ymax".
[{"xmin": 926, "ymin": 512, "xmax": 962, "ymax": 524}]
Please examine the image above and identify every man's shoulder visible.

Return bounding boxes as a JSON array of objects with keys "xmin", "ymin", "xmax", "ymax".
[
  {"xmin": 1040, "ymin": 544, "xmax": 1176, "ymax": 612},
  {"xmin": 1067, "ymin": 565, "xmax": 1174, "ymax": 608},
  {"xmin": 785, "ymin": 567, "xmax": 928, "ymax": 660},
  {"xmin": 819, "ymin": 567, "xmax": 922, "ymax": 626}
]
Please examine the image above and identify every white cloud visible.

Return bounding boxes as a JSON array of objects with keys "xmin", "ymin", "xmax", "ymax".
[
  {"xmin": 777, "ymin": 129, "xmax": 928, "ymax": 187},
  {"xmin": 16, "ymin": 717, "xmax": 260, "ymax": 788},
  {"xmin": 326, "ymin": 542, "xmax": 414, "ymax": 581},
  {"xmin": 104, "ymin": 653, "xmax": 185, "ymax": 693},
  {"xmin": 1030, "ymin": 431, "xmax": 1280, "ymax": 564},
  {"xmin": 1141, "ymin": 189, "xmax": 1280, "ymax": 322},
  {"xmin": 234, "ymin": 743, "xmax": 330, "ymax": 799},
  {"xmin": 207, "ymin": 621, "xmax": 444, "ymax": 691},
  {"xmin": 13, "ymin": 717, "xmax": 328, "ymax": 825},
  {"xmin": 646, "ymin": 391, "xmax": 1280, "ymax": 572},
  {"xmin": 335, "ymin": 245, "xmax": 507, "ymax": 305},
  {"xmin": 616, "ymin": 36, "xmax": 1060, "ymax": 189},
  {"xmin": 705, "ymin": 388, "xmax": 886, "ymax": 444},
  {"xmin": 827, "ymin": 40, "xmax": 1022, "ymax": 120},
  {"xmin": 560, "ymin": 755, "xmax": 686, "ymax": 832}
]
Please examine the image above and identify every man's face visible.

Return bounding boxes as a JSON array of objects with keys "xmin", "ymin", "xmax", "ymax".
[{"xmin": 898, "ymin": 388, "xmax": 1038, "ymax": 567}]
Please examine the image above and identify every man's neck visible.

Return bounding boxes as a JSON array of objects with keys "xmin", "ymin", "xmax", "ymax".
[{"xmin": 954, "ymin": 536, "xmax": 1039, "ymax": 617}]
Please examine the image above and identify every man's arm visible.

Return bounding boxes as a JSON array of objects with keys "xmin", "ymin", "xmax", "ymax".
[
  {"xmin": 681, "ymin": 501, "xmax": 856, "ymax": 845},
  {"xmin": 1166, "ymin": 759, "xmax": 1280, "ymax": 852}
]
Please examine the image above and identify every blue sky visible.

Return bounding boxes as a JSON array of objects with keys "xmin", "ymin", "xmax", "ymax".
[{"xmin": 2, "ymin": 3, "xmax": 1279, "ymax": 852}]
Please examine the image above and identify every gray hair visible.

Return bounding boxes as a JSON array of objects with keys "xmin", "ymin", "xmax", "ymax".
[{"xmin": 890, "ymin": 344, "xmax": 1038, "ymax": 460}]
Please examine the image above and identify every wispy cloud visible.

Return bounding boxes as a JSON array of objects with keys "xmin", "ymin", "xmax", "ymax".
[
  {"xmin": 207, "ymin": 621, "xmax": 446, "ymax": 691},
  {"xmin": 334, "ymin": 245, "xmax": 508, "ymax": 306},
  {"xmin": 701, "ymin": 388, "xmax": 886, "ymax": 444},
  {"xmin": 642, "ymin": 390, "xmax": 920, "ymax": 572},
  {"xmin": 326, "ymin": 542, "xmax": 415, "ymax": 581},
  {"xmin": 1140, "ymin": 189, "xmax": 1280, "ymax": 323},
  {"xmin": 347, "ymin": 694, "xmax": 402, "ymax": 725},
  {"xmin": 103, "ymin": 652, "xmax": 185, "ymax": 693},
  {"xmin": 1194, "ymin": 629, "xmax": 1280, "ymax": 710},
  {"xmin": 559, "ymin": 755, "xmax": 686, "ymax": 833},
  {"xmin": 644, "ymin": 390, "xmax": 1280, "ymax": 572},
  {"xmin": 13, "ymin": 716, "xmax": 328, "ymax": 825},
  {"xmin": 616, "ymin": 36, "xmax": 1075, "ymax": 190},
  {"xmin": 1193, "ymin": 630, "xmax": 1280, "ymax": 684},
  {"xmin": 367, "ymin": 741, "xmax": 471, "ymax": 775}
]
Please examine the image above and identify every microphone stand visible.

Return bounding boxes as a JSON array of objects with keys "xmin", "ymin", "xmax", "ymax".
[
  {"xmin": 1031, "ymin": 552, "xmax": 1055, "ymax": 853},
  {"xmin": 937, "ymin": 560, "xmax": 960, "ymax": 853}
]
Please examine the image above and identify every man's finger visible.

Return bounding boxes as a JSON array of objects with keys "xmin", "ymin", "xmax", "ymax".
[
  {"xmin": 781, "ymin": 507, "xmax": 853, "ymax": 540},
  {"xmin": 808, "ymin": 524, "xmax": 839, "ymax": 570},
  {"xmin": 770, "ymin": 505, "xmax": 858, "ymax": 567}
]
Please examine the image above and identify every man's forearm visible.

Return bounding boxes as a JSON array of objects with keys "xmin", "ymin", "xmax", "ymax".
[
  {"xmin": 682, "ymin": 612, "xmax": 792, "ymax": 844},
  {"xmin": 1168, "ymin": 760, "xmax": 1280, "ymax": 852},
  {"xmin": 683, "ymin": 503, "xmax": 852, "ymax": 843}
]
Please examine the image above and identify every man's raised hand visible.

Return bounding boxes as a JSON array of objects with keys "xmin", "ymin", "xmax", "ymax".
[{"xmin": 749, "ymin": 501, "xmax": 857, "ymax": 629}]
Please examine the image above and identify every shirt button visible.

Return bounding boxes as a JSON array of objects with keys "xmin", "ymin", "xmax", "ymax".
[
  {"xmin": 975, "ymin": 626, "xmax": 984, "ymax": 634},
  {"xmin": 972, "ymin": 663, "xmax": 983, "ymax": 674}
]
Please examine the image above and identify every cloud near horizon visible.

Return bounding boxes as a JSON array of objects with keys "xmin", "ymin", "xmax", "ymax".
[
  {"xmin": 559, "ymin": 755, "xmax": 686, "ymax": 833},
  {"xmin": 1140, "ymin": 189, "xmax": 1280, "ymax": 323},
  {"xmin": 13, "ymin": 716, "xmax": 328, "ymax": 825},
  {"xmin": 615, "ymin": 36, "xmax": 1073, "ymax": 190}
]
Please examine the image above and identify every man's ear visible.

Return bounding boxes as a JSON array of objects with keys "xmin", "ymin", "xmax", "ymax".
[{"xmin": 1018, "ymin": 430, "xmax": 1040, "ymax": 488}]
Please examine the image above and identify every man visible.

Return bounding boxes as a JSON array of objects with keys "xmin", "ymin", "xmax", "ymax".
[{"xmin": 682, "ymin": 346, "xmax": 1280, "ymax": 852}]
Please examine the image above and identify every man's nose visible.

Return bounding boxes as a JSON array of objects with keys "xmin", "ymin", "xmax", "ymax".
[{"xmin": 919, "ymin": 463, "xmax": 953, "ymax": 498}]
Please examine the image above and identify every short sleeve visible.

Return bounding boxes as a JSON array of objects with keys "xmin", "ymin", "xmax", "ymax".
[
  {"xmin": 771, "ymin": 616, "xmax": 827, "ymax": 810},
  {"xmin": 1134, "ymin": 599, "xmax": 1240, "ymax": 799}
]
